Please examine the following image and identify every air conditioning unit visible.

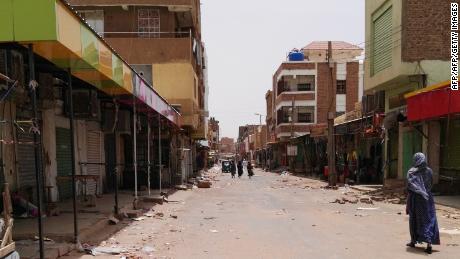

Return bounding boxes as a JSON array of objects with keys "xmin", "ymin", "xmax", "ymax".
[{"xmin": 66, "ymin": 89, "xmax": 100, "ymax": 120}]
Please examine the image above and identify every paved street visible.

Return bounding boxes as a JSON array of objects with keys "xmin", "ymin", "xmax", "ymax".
[{"xmin": 65, "ymin": 168, "xmax": 460, "ymax": 259}]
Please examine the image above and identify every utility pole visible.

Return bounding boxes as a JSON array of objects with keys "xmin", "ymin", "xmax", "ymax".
[
  {"xmin": 289, "ymin": 96, "xmax": 295, "ymax": 172},
  {"xmin": 327, "ymin": 41, "xmax": 337, "ymax": 186}
]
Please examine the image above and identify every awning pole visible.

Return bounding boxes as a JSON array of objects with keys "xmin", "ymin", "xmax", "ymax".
[
  {"xmin": 67, "ymin": 68, "xmax": 79, "ymax": 245},
  {"xmin": 158, "ymin": 114, "xmax": 162, "ymax": 193},
  {"xmin": 133, "ymin": 96, "xmax": 138, "ymax": 198},
  {"xmin": 28, "ymin": 44, "xmax": 44, "ymax": 259},
  {"xmin": 147, "ymin": 118, "xmax": 151, "ymax": 196},
  {"xmin": 113, "ymin": 108, "xmax": 119, "ymax": 215}
]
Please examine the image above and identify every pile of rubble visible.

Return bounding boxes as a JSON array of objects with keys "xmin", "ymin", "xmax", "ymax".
[
  {"xmin": 271, "ymin": 173, "xmax": 328, "ymax": 190},
  {"xmin": 174, "ymin": 168, "xmax": 219, "ymax": 191},
  {"xmin": 332, "ymin": 188, "xmax": 407, "ymax": 205}
]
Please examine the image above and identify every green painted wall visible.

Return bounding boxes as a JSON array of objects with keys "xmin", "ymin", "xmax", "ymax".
[
  {"xmin": 0, "ymin": 0, "xmax": 14, "ymax": 41},
  {"xmin": 13, "ymin": 0, "xmax": 58, "ymax": 41},
  {"xmin": 112, "ymin": 54, "xmax": 123, "ymax": 86},
  {"xmin": 81, "ymin": 25, "xmax": 100, "ymax": 69}
]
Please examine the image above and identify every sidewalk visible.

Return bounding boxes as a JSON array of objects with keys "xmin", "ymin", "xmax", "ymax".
[
  {"xmin": 13, "ymin": 189, "xmax": 170, "ymax": 259},
  {"xmin": 435, "ymin": 195, "xmax": 460, "ymax": 210}
]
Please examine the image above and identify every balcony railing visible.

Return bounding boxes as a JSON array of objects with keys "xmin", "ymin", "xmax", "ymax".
[
  {"xmin": 102, "ymin": 31, "xmax": 200, "ymax": 69},
  {"xmin": 101, "ymin": 31, "xmax": 192, "ymax": 39}
]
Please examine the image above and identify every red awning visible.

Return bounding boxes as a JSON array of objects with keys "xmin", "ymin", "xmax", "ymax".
[{"xmin": 406, "ymin": 82, "xmax": 460, "ymax": 121}]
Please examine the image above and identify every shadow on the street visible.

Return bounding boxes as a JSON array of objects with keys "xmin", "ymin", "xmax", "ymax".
[{"xmin": 405, "ymin": 247, "xmax": 440, "ymax": 255}]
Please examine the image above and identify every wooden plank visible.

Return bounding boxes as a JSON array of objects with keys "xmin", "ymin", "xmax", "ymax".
[{"xmin": 0, "ymin": 242, "xmax": 15, "ymax": 258}]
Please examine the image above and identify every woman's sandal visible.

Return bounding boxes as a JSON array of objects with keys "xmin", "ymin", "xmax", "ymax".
[
  {"xmin": 406, "ymin": 242, "xmax": 416, "ymax": 248},
  {"xmin": 425, "ymin": 246, "xmax": 432, "ymax": 254}
]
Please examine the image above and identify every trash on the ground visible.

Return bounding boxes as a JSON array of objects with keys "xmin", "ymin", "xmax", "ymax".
[
  {"xmin": 170, "ymin": 214, "xmax": 178, "ymax": 219},
  {"xmin": 175, "ymin": 185, "xmax": 188, "ymax": 191},
  {"xmin": 356, "ymin": 207, "xmax": 380, "ymax": 211},
  {"xmin": 144, "ymin": 213, "xmax": 155, "ymax": 217},
  {"xmin": 133, "ymin": 216, "xmax": 146, "ymax": 221},
  {"xmin": 34, "ymin": 236, "xmax": 53, "ymax": 242},
  {"xmin": 359, "ymin": 196, "xmax": 373, "ymax": 204},
  {"xmin": 108, "ymin": 215, "xmax": 119, "ymax": 225},
  {"xmin": 96, "ymin": 247, "xmax": 127, "ymax": 255},
  {"xmin": 210, "ymin": 229, "xmax": 219, "ymax": 233},
  {"xmin": 142, "ymin": 246, "xmax": 156, "ymax": 253}
]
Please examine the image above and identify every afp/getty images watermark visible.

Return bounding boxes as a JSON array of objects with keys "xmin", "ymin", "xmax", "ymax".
[{"xmin": 452, "ymin": 2, "xmax": 459, "ymax": 90}]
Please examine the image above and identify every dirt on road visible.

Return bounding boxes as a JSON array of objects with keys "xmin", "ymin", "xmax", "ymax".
[{"xmin": 64, "ymin": 169, "xmax": 460, "ymax": 259}]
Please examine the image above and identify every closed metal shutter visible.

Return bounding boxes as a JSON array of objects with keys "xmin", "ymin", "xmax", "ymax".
[
  {"xmin": 440, "ymin": 119, "xmax": 460, "ymax": 179},
  {"xmin": 86, "ymin": 131, "xmax": 101, "ymax": 195},
  {"xmin": 372, "ymin": 6, "xmax": 393, "ymax": 75},
  {"xmin": 56, "ymin": 128, "xmax": 73, "ymax": 200},
  {"xmin": 17, "ymin": 131, "xmax": 37, "ymax": 188},
  {"xmin": 402, "ymin": 129, "xmax": 422, "ymax": 177}
]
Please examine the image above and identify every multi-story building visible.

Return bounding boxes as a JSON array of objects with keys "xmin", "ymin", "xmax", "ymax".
[
  {"xmin": 69, "ymin": 0, "xmax": 208, "ymax": 175},
  {"xmin": 219, "ymin": 137, "xmax": 235, "ymax": 154},
  {"xmin": 364, "ymin": 0, "xmax": 451, "ymax": 187},
  {"xmin": 236, "ymin": 125, "xmax": 258, "ymax": 160},
  {"xmin": 268, "ymin": 42, "xmax": 363, "ymax": 167},
  {"xmin": 207, "ymin": 117, "xmax": 220, "ymax": 151}
]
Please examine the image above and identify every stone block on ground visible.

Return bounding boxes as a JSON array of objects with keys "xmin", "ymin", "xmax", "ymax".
[
  {"xmin": 125, "ymin": 209, "xmax": 143, "ymax": 219},
  {"xmin": 197, "ymin": 180, "xmax": 212, "ymax": 188},
  {"xmin": 371, "ymin": 196, "xmax": 385, "ymax": 202},
  {"xmin": 142, "ymin": 196, "xmax": 164, "ymax": 204},
  {"xmin": 359, "ymin": 196, "xmax": 373, "ymax": 204}
]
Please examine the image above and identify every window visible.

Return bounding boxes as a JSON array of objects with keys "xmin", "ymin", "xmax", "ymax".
[
  {"xmin": 138, "ymin": 9, "xmax": 160, "ymax": 38},
  {"xmin": 277, "ymin": 80, "xmax": 287, "ymax": 95},
  {"xmin": 79, "ymin": 10, "xmax": 104, "ymax": 35},
  {"xmin": 297, "ymin": 107, "xmax": 314, "ymax": 123},
  {"xmin": 336, "ymin": 80, "xmax": 346, "ymax": 94},
  {"xmin": 277, "ymin": 107, "xmax": 291, "ymax": 125},
  {"xmin": 297, "ymin": 83, "xmax": 312, "ymax": 91}
]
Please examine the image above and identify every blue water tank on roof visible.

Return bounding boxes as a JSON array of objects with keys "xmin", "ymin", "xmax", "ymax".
[{"xmin": 288, "ymin": 49, "xmax": 304, "ymax": 61}]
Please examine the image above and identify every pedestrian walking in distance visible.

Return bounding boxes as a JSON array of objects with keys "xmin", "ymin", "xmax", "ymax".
[
  {"xmin": 237, "ymin": 160, "xmax": 243, "ymax": 178},
  {"xmin": 247, "ymin": 161, "xmax": 254, "ymax": 179},
  {"xmin": 242, "ymin": 159, "xmax": 248, "ymax": 176},
  {"xmin": 406, "ymin": 153, "xmax": 440, "ymax": 254},
  {"xmin": 230, "ymin": 160, "xmax": 236, "ymax": 178}
]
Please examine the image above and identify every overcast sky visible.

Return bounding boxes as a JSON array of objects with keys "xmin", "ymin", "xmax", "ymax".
[{"xmin": 201, "ymin": 0, "xmax": 365, "ymax": 139}]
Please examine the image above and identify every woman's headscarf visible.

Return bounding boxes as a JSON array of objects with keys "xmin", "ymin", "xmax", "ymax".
[{"xmin": 407, "ymin": 153, "xmax": 429, "ymax": 200}]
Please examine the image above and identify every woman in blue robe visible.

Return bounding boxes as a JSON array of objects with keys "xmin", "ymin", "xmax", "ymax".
[{"xmin": 406, "ymin": 153, "xmax": 440, "ymax": 254}]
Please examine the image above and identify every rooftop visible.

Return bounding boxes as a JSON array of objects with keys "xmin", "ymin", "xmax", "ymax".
[{"xmin": 302, "ymin": 41, "xmax": 362, "ymax": 51}]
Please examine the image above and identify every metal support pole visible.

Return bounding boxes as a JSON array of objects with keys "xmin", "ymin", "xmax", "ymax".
[
  {"xmin": 67, "ymin": 69, "xmax": 79, "ymax": 244},
  {"xmin": 112, "ymin": 99, "xmax": 119, "ymax": 215},
  {"xmin": 158, "ymin": 114, "xmax": 162, "ymax": 193},
  {"xmin": 133, "ymin": 96, "xmax": 138, "ymax": 198},
  {"xmin": 327, "ymin": 41, "xmax": 337, "ymax": 186},
  {"xmin": 113, "ymin": 135, "xmax": 119, "ymax": 215},
  {"xmin": 147, "ymin": 119, "xmax": 151, "ymax": 196},
  {"xmin": 28, "ymin": 44, "xmax": 44, "ymax": 259}
]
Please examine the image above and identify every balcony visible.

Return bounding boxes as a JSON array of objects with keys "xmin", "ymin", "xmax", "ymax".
[
  {"xmin": 104, "ymin": 32, "xmax": 197, "ymax": 65},
  {"xmin": 69, "ymin": 0, "xmax": 194, "ymax": 7}
]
